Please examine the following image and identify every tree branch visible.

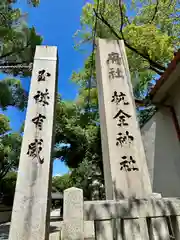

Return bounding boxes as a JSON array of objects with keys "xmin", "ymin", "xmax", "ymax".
[
  {"xmin": 150, "ymin": 0, "xmax": 159, "ymax": 23},
  {"xmin": 119, "ymin": 0, "xmax": 124, "ymax": 35},
  {"xmin": 94, "ymin": 9, "xmax": 122, "ymax": 40},
  {"xmin": 94, "ymin": 9, "xmax": 166, "ymax": 72},
  {"xmin": 0, "ymin": 12, "xmax": 8, "ymax": 24},
  {"xmin": 0, "ymin": 164, "xmax": 11, "ymax": 180},
  {"xmin": 125, "ymin": 15, "xmax": 131, "ymax": 25},
  {"xmin": 0, "ymin": 41, "xmax": 31, "ymax": 60},
  {"xmin": 0, "ymin": 60, "xmax": 31, "ymax": 66},
  {"xmin": 168, "ymin": 0, "xmax": 174, "ymax": 8},
  {"xmin": 149, "ymin": 65, "xmax": 163, "ymax": 75}
]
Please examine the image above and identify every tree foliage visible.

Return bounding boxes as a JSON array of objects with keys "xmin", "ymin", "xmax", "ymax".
[
  {"xmin": 70, "ymin": 159, "xmax": 105, "ymax": 200},
  {"xmin": 0, "ymin": 0, "xmax": 42, "ymax": 76},
  {"xmin": 0, "ymin": 114, "xmax": 11, "ymax": 135},
  {"xmin": 51, "ymin": 164, "xmax": 104, "ymax": 200},
  {"xmin": 0, "ymin": 0, "xmax": 42, "ymax": 110},
  {"xmin": 73, "ymin": 0, "xmax": 179, "ymax": 103},
  {"xmin": 53, "ymin": 0, "xmax": 179, "ymax": 199},
  {"xmin": 54, "ymin": 97, "xmax": 103, "ymax": 169},
  {"xmin": 0, "ymin": 78, "xmax": 28, "ymax": 110},
  {"xmin": 52, "ymin": 174, "xmax": 73, "ymax": 193},
  {"xmin": 0, "ymin": 171, "xmax": 17, "ymax": 205},
  {"xmin": 27, "ymin": 0, "xmax": 40, "ymax": 7},
  {"xmin": 53, "ymin": 96, "xmax": 104, "ymax": 199},
  {"xmin": 7, "ymin": 0, "xmax": 40, "ymax": 7},
  {"xmin": 0, "ymin": 0, "xmax": 42, "ymax": 180},
  {"xmin": 1, "ymin": 0, "xmax": 179, "ymax": 200},
  {"xmin": 0, "ymin": 114, "xmax": 22, "ymax": 180}
]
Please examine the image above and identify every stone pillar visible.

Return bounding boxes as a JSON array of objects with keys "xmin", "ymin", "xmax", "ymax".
[
  {"xmin": 9, "ymin": 46, "xmax": 58, "ymax": 240},
  {"xmin": 96, "ymin": 38, "xmax": 152, "ymax": 200},
  {"xmin": 61, "ymin": 187, "xmax": 84, "ymax": 240}
]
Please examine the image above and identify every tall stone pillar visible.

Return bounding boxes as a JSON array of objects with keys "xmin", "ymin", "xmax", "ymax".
[
  {"xmin": 9, "ymin": 46, "xmax": 58, "ymax": 240},
  {"xmin": 96, "ymin": 39, "xmax": 152, "ymax": 200}
]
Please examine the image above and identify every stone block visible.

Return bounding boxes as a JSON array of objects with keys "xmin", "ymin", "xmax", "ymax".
[{"xmin": 62, "ymin": 188, "xmax": 84, "ymax": 239}]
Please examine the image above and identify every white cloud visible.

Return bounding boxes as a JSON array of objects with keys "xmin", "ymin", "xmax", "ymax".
[{"xmin": 53, "ymin": 173, "xmax": 62, "ymax": 177}]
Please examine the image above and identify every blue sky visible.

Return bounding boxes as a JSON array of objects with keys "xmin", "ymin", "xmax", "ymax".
[{"xmin": 1, "ymin": 0, "xmax": 90, "ymax": 176}]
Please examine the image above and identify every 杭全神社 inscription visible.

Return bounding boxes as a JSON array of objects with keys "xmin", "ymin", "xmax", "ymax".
[
  {"xmin": 120, "ymin": 156, "xmax": 139, "ymax": 171},
  {"xmin": 111, "ymin": 91, "xmax": 129, "ymax": 105},
  {"xmin": 107, "ymin": 52, "xmax": 139, "ymax": 172},
  {"xmin": 116, "ymin": 131, "xmax": 134, "ymax": 147}
]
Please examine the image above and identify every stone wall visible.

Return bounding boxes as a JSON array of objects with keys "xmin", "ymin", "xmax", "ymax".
[
  {"xmin": 141, "ymin": 104, "xmax": 180, "ymax": 197},
  {"xmin": 172, "ymin": 79, "xmax": 180, "ymax": 125}
]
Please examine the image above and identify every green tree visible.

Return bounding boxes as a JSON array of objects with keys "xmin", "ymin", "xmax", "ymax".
[
  {"xmin": 53, "ymin": 0, "xmax": 179, "ymax": 199},
  {"xmin": 72, "ymin": 0, "xmax": 179, "ymax": 115},
  {"xmin": 54, "ymin": 97, "xmax": 102, "ymax": 170},
  {"xmin": 7, "ymin": 0, "xmax": 40, "ymax": 7},
  {"xmin": 0, "ymin": 171, "xmax": 17, "ymax": 205},
  {"xmin": 0, "ymin": 78, "xmax": 28, "ymax": 110},
  {"xmin": 0, "ymin": 0, "xmax": 42, "ymax": 75},
  {"xmin": 70, "ymin": 159, "xmax": 105, "ymax": 200},
  {"xmin": 0, "ymin": 114, "xmax": 22, "ymax": 180},
  {"xmin": 0, "ymin": 0, "xmax": 42, "ymax": 110},
  {"xmin": 27, "ymin": 0, "xmax": 40, "ymax": 7},
  {"xmin": 53, "ymin": 96, "xmax": 104, "ymax": 199},
  {"xmin": 0, "ymin": 0, "xmax": 42, "ymax": 180},
  {"xmin": 52, "ymin": 173, "xmax": 73, "ymax": 193}
]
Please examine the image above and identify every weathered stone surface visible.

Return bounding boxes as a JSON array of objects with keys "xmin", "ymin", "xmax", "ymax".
[
  {"xmin": 172, "ymin": 216, "xmax": 180, "ymax": 239},
  {"xmin": 95, "ymin": 220, "xmax": 113, "ymax": 240},
  {"xmin": 148, "ymin": 193, "xmax": 162, "ymax": 198},
  {"xmin": 63, "ymin": 187, "xmax": 83, "ymax": 220},
  {"xmin": 84, "ymin": 221, "xmax": 95, "ymax": 239},
  {"xmin": 8, "ymin": 46, "xmax": 58, "ymax": 240},
  {"xmin": 61, "ymin": 187, "xmax": 84, "ymax": 239},
  {"xmin": 124, "ymin": 218, "xmax": 149, "ymax": 240},
  {"xmin": 150, "ymin": 217, "xmax": 170, "ymax": 240},
  {"xmin": 84, "ymin": 197, "xmax": 180, "ymax": 220},
  {"xmin": 148, "ymin": 192, "xmax": 170, "ymax": 240},
  {"xmin": 62, "ymin": 221, "xmax": 84, "ymax": 240},
  {"xmin": 96, "ymin": 38, "xmax": 152, "ymax": 200}
]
